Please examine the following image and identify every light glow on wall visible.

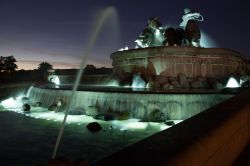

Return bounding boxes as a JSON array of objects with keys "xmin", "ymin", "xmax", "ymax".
[{"xmin": 225, "ymin": 77, "xmax": 240, "ymax": 88}]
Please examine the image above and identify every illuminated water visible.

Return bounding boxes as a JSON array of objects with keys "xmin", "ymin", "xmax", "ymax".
[
  {"xmin": 131, "ymin": 74, "xmax": 146, "ymax": 88},
  {"xmin": 0, "ymin": 87, "xmax": 233, "ymax": 165},
  {"xmin": 0, "ymin": 97, "xmax": 181, "ymax": 165},
  {"xmin": 28, "ymin": 86, "xmax": 232, "ymax": 120}
]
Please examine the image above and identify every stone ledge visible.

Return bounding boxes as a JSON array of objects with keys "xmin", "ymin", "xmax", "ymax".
[
  {"xmin": 111, "ymin": 46, "xmax": 247, "ymax": 78},
  {"xmin": 111, "ymin": 46, "xmax": 246, "ymax": 60},
  {"xmin": 93, "ymin": 89, "xmax": 250, "ymax": 166}
]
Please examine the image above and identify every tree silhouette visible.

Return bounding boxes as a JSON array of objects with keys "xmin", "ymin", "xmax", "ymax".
[
  {"xmin": 38, "ymin": 62, "xmax": 53, "ymax": 73},
  {"xmin": 37, "ymin": 62, "xmax": 53, "ymax": 81},
  {"xmin": 0, "ymin": 55, "xmax": 18, "ymax": 73},
  {"xmin": 85, "ymin": 64, "xmax": 96, "ymax": 70},
  {"xmin": 0, "ymin": 56, "xmax": 4, "ymax": 72}
]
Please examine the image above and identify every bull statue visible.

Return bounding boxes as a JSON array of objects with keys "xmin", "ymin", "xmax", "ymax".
[
  {"xmin": 135, "ymin": 17, "xmax": 164, "ymax": 48},
  {"xmin": 135, "ymin": 8, "xmax": 204, "ymax": 48}
]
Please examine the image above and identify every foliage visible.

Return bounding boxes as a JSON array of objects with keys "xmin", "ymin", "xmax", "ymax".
[
  {"xmin": 0, "ymin": 55, "xmax": 18, "ymax": 73},
  {"xmin": 37, "ymin": 62, "xmax": 53, "ymax": 73},
  {"xmin": 85, "ymin": 64, "xmax": 96, "ymax": 70}
]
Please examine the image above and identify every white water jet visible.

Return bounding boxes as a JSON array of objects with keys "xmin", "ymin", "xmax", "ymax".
[
  {"xmin": 132, "ymin": 74, "xmax": 146, "ymax": 88},
  {"xmin": 26, "ymin": 86, "xmax": 34, "ymax": 98},
  {"xmin": 52, "ymin": 7, "xmax": 119, "ymax": 158}
]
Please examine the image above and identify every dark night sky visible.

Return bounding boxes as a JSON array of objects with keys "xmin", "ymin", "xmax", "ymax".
[{"xmin": 0, "ymin": 0, "xmax": 249, "ymax": 70}]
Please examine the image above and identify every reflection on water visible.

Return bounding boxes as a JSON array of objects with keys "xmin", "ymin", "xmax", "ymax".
[{"xmin": 0, "ymin": 96, "xmax": 182, "ymax": 164}]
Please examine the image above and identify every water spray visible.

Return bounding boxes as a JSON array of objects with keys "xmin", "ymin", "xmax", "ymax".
[{"xmin": 52, "ymin": 7, "xmax": 118, "ymax": 159}]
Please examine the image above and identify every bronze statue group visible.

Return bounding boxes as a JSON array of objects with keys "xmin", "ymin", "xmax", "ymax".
[{"xmin": 135, "ymin": 8, "xmax": 204, "ymax": 48}]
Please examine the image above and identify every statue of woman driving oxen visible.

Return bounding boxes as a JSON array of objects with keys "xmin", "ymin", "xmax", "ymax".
[{"xmin": 135, "ymin": 8, "xmax": 204, "ymax": 48}]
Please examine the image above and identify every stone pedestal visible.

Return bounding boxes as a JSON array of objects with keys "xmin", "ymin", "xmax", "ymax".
[{"xmin": 111, "ymin": 46, "xmax": 247, "ymax": 80}]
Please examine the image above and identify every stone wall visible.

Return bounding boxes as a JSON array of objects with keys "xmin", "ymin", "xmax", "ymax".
[
  {"xmin": 93, "ymin": 89, "xmax": 250, "ymax": 166},
  {"xmin": 111, "ymin": 46, "xmax": 247, "ymax": 80}
]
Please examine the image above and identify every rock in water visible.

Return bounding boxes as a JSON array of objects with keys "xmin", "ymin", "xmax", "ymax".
[
  {"xmin": 148, "ymin": 109, "xmax": 165, "ymax": 122},
  {"xmin": 23, "ymin": 103, "xmax": 31, "ymax": 112},
  {"xmin": 21, "ymin": 97, "xmax": 29, "ymax": 103},
  {"xmin": 104, "ymin": 114, "xmax": 115, "ymax": 121},
  {"xmin": 48, "ymin": 104, "xmax": 57, "ymax": 111},
  {"xmin": 165, "ymin": 121, "xmax": 175, "ymax": 126},
  {"xmin": 86, "ymin": 122, "xmax": 102, "ymax": 132},
  {"xmin": 117, "ymin": 111, "xmax": 130, "ymax": 120},
  {"xmin": 93, "ymin": 114, "xmax": 105, "ymax": 121},
  {"xmin": 68, "ymin": 108, "xmax": 85, "ymax": 115}
]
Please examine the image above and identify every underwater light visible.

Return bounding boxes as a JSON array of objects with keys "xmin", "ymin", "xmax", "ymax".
[
  {"xmin": 1, "ymin": 98, "xmax": 15, "ymax": 106},
  {"xmin": 1, "ymin": 97, "xmax": 23, "ymax": 109},
  {"xmin": 104, "ymin": 81, "xmax": 119, "ymax": 87},
  {"xmin": 48, "ymin": 75, "xmax": 60, "ymax": 85},
  {"xmin": 123, "ymin": 121, "xmax": 148, "ymax": 130},
  {"xmin": 225, "ymin": 77, "xmax": 240, "ymax": 88},
  {"xmin": 54, "ymin": 76, "xmax": 60, "ymax": 85}
]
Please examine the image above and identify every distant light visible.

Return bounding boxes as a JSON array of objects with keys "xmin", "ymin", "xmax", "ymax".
[{"xmin": 225, "ymin": 77, "xmax": 240, "ymax": 88}]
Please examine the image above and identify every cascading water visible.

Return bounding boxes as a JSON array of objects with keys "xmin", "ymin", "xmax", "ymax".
[
  {"xmin": 29, "ymin": 87, "xmax": 233, "ymax": 120},
  {"xmin": 52, "ymin": 7, "xmax": 119, "ymax": 159},
  {"xmin": 131, "ymin": 74, "xmax": 146, "ymax": 88},
  {"xmin": 26, "ymin": 86, "xmax": 34, "ymax": 97}
]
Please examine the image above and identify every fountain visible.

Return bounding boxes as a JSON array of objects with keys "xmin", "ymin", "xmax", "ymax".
[
  {"xmin": 27, "ymin": 8, "xmax": 247, "ymax": 159},
  {"xmin": 1, "ymin": 7, "xmax": 248, "ymax": 164}
]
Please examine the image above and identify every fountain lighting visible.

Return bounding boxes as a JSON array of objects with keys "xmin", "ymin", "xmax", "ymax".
[
  {"xmin": 0, "ymin": 97, "xmax": 182, "ymax": 131},
  {"xmin": 225, "ymin": 77, "xmax": 240, "ymax": 88},
  {"xmin": 48, "ymin": 75, "xmax": 60, "ymax": 85},
  {"xmin": 1, "ymin": 97, "xmax": 23, "ymax": 109},
  {"xmin": 6, "ymin": 7, "xmax": 246, "ymax": 163},
  {"xmin": 54, "ymin": 76, "xmax": 60, "ymax": 85},
  {"xmin": 118, "ymin": 46, "xmax": 129, "ymax": 51},
  {"xmin": 103, "ymin": 81, "xmax": 119, "ymax": 87},
  {"xmin": 131, "ymin": 74, "xmax": 146, "ymax": 88}
]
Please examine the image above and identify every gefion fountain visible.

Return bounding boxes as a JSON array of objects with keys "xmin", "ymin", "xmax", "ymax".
[
  {"xmin": 28, "ymin": 8, "xmax": 246, "ymax": 122},
  {"xmin": 3, "ymin": 8, "xmax": 247, "ymax": 163}
]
